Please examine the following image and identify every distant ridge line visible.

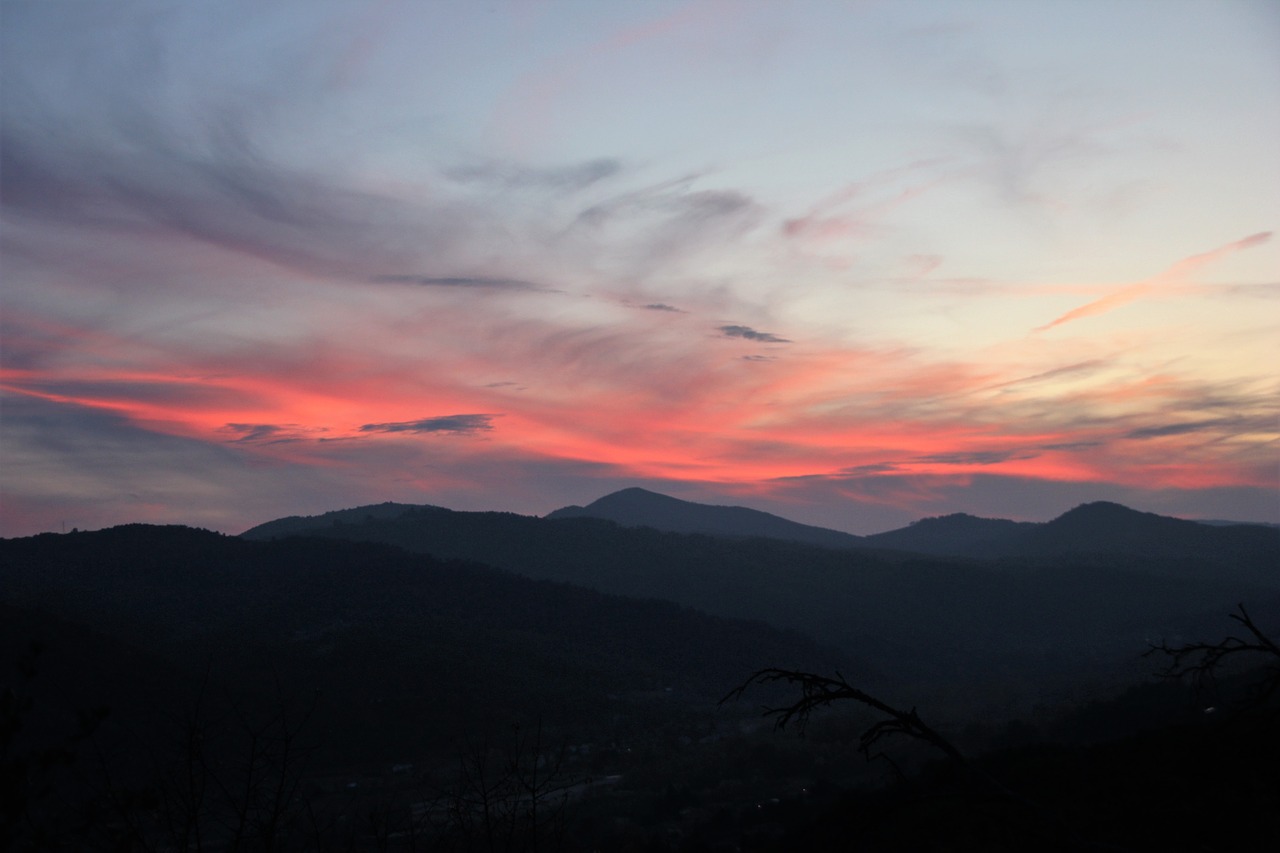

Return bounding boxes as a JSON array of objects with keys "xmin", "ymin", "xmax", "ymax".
[
  {"xmin": 238, "ymin": 489, "xmax": 1278, "ymax": 584},
  {"xmin": 544, "ymin": 486, "xmax": 865, "ymax": 550}
]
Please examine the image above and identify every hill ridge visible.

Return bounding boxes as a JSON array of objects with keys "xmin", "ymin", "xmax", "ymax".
[{"xmin": 545, "ymin": 487, "xmax": 865, "ymax": 550}]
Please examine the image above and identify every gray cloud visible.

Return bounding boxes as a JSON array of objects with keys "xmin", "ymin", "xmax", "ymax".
[
  {"xmin": 221, "ymin": 423, "xmax": 320, "ymax": 445},
  {"xmin": 915, "ymin": 449, "xmax": 1036, "ymax": 466},
  {"xmin": 1039, "ymin": 440, "xmax": 1103, "ymax": 451},
  {"xmin": 0, "ymin": 99, "xmax": 467, "ymax": 282},
  {"xmin": 719, "ymin": 324, "xmax": 790, "ymax": 343},
  {"xmin": 836, "ymin": 463, "xmax": 902, "ymax": 476},
  {"xmin": 359, "ymin": 414, "xmax": 497, "ymax": 435},
  {"xmin": 578, "ymin": 182, "xmax": 753, "ymax": 228},
  {"xmin": 2, "ymin": 376, "xmax": 247, "ymax": 409},
  {"xmin": 371, "ymin": 275, "xmax": 542, "ymax": 291},
  {"xmin": 989, "ymin": 359, "xmax": 1108, "ymax": 390},
  {"xmin": 643, "ymin": 303, "xmax": 683, "ymax": 312},
  {"xmin": 225, "ymin": 423, "xmax": 287, "ymax": 442},
  {"xmin": 1125, "ymin": 418, "xmax": 1240, "ymax": 440},
  {"xmin": 446, "ymin": 158, "xmax": 622, "ymax": 191}
]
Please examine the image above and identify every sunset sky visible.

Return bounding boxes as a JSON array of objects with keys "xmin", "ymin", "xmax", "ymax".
[{"xmin": 3, "ymin": 0, "xmax": 1278, "ymax": 537}]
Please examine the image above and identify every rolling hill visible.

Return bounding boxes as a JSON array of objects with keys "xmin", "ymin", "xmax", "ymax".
[
  {"xmin": 241, "ymin": 499, "xmax": 1279, "ymax": 704},
  {"xmin": 545, "ymin": 487, "xmax": 865, "ymax": 549}
]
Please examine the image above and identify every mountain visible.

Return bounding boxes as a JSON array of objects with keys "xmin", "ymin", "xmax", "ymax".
[
  {"xmin": 861, "ymin": 513, "xmax": 1036, "ymax": 558},
  {"xmin": 238, "ymin": 500, "xmax": 431, "ymax": 540},
  {"xmin": 0, "ymin": 525, "xmax": 864, "ymax": 850},
  {"xmin": 545, "ymin": 487, "xmax": 866, "ymax": 549},
  {"xmin": 241, "ymin": 501, "xmax": 1278, "ymax": 703},
  {"xmin": 1, "ymin": 525, "xmax": 846, "ymax": 762},
  {"xmin": 1025, "ymin": 501, "xmax": 1279, "ymax": 564},
  {"xmin": 865, "ymin": 501, "xmax": 1279, "ymax": 587},
  {"xmin": 10, "ymin": 510, "xmax": 1279, "ymax": 850}
]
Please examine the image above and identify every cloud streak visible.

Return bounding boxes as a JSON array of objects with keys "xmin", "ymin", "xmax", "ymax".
[
  {"xmin": 360, "ymin": 415, "xmax": 498, "ymax": 435},
  {"xmin": 372, "ymin": 275, "xmax": 544, "ymax": 291},
  {"xmin": 1036, "ymin": 232, "xmax": 1273, "ymax": 332},
  {"xmin": 718, "ymin": 324, "xmax": 790, "ymax": 343}
]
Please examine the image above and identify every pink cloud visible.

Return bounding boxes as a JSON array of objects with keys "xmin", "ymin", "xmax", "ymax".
[{"xmin": 1036, "ymin": 232, "xmax": 1272, "ymax": 332}]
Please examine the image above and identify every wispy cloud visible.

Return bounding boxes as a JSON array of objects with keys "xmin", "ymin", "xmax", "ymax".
[
  {"xmin": 1037, "ymin": 232, "xmax": 1273, "ymax": 332},
  {"xmin": 3, "ymin": 0, "xmax": 1277, "ymax": 536},
  {"xmin": 359, "ymin": 414, "xmax": 498, "ymax": 435},
  {"xmin": 576, "ymin": 178, "xmax": 754, "ymax": 229},
  {"xmin": 372, "ymin": 275, "xmax": 543, "ymax": 291},
  {"xmin": 718, "ymin": 324, "xmax": 790, "ymax": 343},
  {"xmin": 445, "ymin": 158, "xmax": 622, "ymax": 192},
  {"xmin": 915, "ymin": 449, "xmax": 1037, "ymax": 466},
  {"xmin": 1124, "ymin": 417, "xmax": 1259, "ymax": 440},
  {"xmin": 225, "ymin": 423, "xmax": 291, "ymax": 443}
]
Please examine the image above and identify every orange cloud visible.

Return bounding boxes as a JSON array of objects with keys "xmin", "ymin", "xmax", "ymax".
[{"xmin": 1037, "ymin": 232, "xmax": 1272, "ymax": 332}]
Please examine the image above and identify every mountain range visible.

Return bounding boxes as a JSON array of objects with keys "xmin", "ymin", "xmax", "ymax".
[
  {"xmin": 545, "ymin": 487, "xmax": 865, "ymax": 549},
  {"xmin": 248, "ymin": 487, "xmax": 1279, "ymax": 590},
  {"xmin": 546, "ymin": 488, "xmax": 1278, "ymax": 578},
  {"xmin": 240, "ymin": 489, "xmax": 1279, "ymax": 702},
  {"xmin": 5, "ymin": 487, "xmax": 1278, "ymax": 850}
]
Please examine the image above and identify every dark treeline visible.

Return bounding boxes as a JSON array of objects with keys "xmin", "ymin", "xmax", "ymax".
[
  {"xmin": 244, "ymin": 502, "xmax": 1280, "ymax": 704},
  {"xmin": 3, "ymin": 512, "xmax": 1278, "ymax": 850}
]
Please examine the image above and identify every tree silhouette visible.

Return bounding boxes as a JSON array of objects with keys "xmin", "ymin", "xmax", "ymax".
[
  {"xmin": 722, "ymin": 668, "xmax": 963, "ymax": 770},
  {"xmin": 424, "ymin": 719, "xmax": 582, "ymax": 852},
  {"xmin": 1145, "ymin": 602, "xmax": 1280, "ymax": 710},
  {"xmin": 723, "ymin": 668, "xmax": 1132, "ymax": 852}
]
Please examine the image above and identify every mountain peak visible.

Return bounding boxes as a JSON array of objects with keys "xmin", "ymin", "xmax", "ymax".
[
  {"xmin": 589, "ymin": 487, "xmax": 686, "ymax": 507},
  {"xmin": 547, "ymin": 488, "xmax": 864, "ymax": 549},
  {"xmin": 864, "ymin": 511, "xmax": 1032, "ymax": 557},
  {"xmin": 1054, "ymin": 500, "xmax": 1142, "ymax": 519},
  {"xmin": 1045, "ymin": 501, "xmax": 1166, "ymax": 535}
]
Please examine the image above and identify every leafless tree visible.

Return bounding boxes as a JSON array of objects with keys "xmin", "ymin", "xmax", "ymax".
[
  {"xmin": 83, "ymin": 665, "xmax": 322, "ymax": 852},
  {"xmin": 723, "ymin": 668, "xmax": 963, "ymax": 771},
  {"xmin": 1145, "ymin": 602, "xmax": 1280, "ymax": 709},
  {"xmin": 723, "ymin": 668, "xmax": 1130, "ymax": 852},
  {"xmin": 426, "ymin": 719, "xmax": 582, "ymax": 852}
]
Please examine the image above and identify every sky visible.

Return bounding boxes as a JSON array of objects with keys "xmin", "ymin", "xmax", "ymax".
[{"xmin": 2, "ymin": 0, "xmax": 1278, "ymax": 537}]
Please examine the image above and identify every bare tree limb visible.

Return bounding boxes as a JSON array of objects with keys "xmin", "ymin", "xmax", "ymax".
[
  {"xmin": 721, "ymin": 668, "xmax": 964, "ymax": 765},
  {"xmin": 1145, "ymin": 603, "xmax": 1280, "ymax": 709},
  {"xmin": 722, "ymin": 667, "xmax": 1133, "ymax": 852}
]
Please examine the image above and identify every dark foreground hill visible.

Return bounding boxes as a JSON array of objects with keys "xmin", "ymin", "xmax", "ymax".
[
  {"xmin": 242, "ymin": 502, "xmax": 1278, "ymax": 708},
  {"xmin": 6, "ymin": 519, "xmax": 1279, "ymax": 851},
  {"xmin": 1, "ymin": 526, "xmax": 841, "ymax": 760}
]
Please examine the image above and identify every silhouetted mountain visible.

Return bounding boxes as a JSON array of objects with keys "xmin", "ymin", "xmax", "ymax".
[
  {"xmin": 7, "ymin": 514, "xmax": 1279, "ymax": 851},
  {"xmin": 1027, "ymin": 501, "xmax": 1278, "ymax": 566},
  {"xmin": 242, "ymin": 501, "xmax": 1276, "ymax": 704},
  {"xmin": 1, "ymin": 525, "xmax": 843, "ymax": 763},
  {"xmin": 864, "ymin": 501, "xmax": 1278, "ymax": 587},
  {"xmin": 545, "ymin": 487, "xmax": 866, "ymax": 549},
  {"xmin": 862, "ymin": 513, "xmax": 1036, "ymax": 557},
  {"xmin": 241, "ymin": 500, "xmax": 433, "ymax": 540}
]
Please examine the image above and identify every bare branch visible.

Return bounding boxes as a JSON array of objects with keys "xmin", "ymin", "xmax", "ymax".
[
  {"xmin": 1144, "ymin": 603, "xmax": 1280, "ymax": 708},
  {"xmin": 722, "ymin": 667, "xmax": 1133, "ymax": 852},
  {"xmin": 721, "ymin": 668, "xmax": 964, "ymax": 764}
]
